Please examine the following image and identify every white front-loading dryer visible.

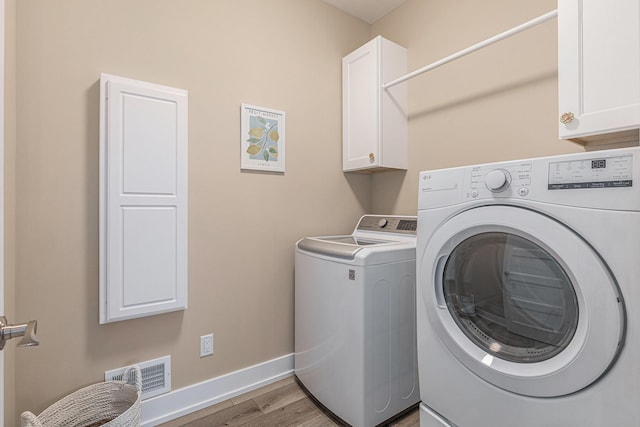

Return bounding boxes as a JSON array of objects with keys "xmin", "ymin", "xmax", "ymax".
[
  {"xmin": 295, "ymin": 215, "xmax": 419, "ymax": 427},
  {"xmin": 416, "ymin": 147, "xmax": 640, "ymax": 426}
]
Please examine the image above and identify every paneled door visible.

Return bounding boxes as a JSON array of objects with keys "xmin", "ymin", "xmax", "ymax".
[
  {"xmin": 1, "ymin": 0, "xmax": 6, "ymax": 420},
  {"xmin": 0, "ymin": 5, "xmax": 40, "ymax": 421}
]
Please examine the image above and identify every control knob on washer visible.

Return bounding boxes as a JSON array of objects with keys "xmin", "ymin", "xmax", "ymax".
[
  {"xmin": 377, "ymin": 218, "xmax": 388, "ymax": 228},
  {"xmin": 485, "ymin": 169, "xmax": 511, "ymax": 192}
]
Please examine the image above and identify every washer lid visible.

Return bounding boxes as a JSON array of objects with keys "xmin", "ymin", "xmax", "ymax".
[
  {"xmin": 297, "ymin": 236, "xmax": 391, "ymax": 259},
  {"xmin": 420, "ymin": 205, "xmax": 625, "ymax": 397}
]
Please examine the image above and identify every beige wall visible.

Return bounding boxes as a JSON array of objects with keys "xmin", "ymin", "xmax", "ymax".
[
  {"xmin": 6, "ymin": 0, "xmax": 589, "ymax": 423},
  {"xmin": 11, "ymin": 0, "xmax": 370, "ymax": 421},
  {"xmin": 370, "ymin": 0, "xmax": 583, "ymax": 215}
]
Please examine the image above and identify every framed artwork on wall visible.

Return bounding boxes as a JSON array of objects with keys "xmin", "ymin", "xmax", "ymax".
[{"xmin": 240, "ymin": 104, "xmax": 285, "ymax": 173}]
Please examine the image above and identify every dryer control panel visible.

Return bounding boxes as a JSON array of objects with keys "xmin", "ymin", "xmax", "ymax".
[
  {"xmin": 419, "ymin": 147, "xmax": 640, "ymax": 212},
  {"xmin": 469, "ymin": 162, "xmax": 533, "ymax": 196},
  {"xmin": 548, "ymin": 153, "xmax": 633, "ymax": 190}
]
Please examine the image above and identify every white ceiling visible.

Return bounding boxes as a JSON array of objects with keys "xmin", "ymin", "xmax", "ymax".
[{"xmin": 321, "ymin": 0, "xmax": 408, "ymax": 24}]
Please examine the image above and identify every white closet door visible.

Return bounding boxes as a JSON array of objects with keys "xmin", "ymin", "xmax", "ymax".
[{"xmin": 99, "ymin": 74, "xmax": 188, "ymax": 324}]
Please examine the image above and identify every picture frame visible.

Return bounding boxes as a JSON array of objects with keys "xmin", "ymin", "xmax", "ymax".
[{"xmin": 240, "ymin": 104, "xmax": 286, "ymax": 172}]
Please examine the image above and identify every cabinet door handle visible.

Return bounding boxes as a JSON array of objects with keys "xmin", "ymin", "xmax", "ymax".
[
  {"xmin": 369, "ymin": 152, "xmax": 375, "ymax": 162},
  {"xmin": 560, "ymin": 112, "xmax": 575, "ymax": 124}
]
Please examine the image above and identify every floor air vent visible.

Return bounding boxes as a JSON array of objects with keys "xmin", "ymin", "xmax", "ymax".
[{"xmin": 105, "ymin": 355, "xmax": 171, "ymax": 400}]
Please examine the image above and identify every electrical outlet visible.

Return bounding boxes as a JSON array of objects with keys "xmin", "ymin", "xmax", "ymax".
[{"xmin": 200, "ymin": 334, "xmax": 214, "ymax": 357}]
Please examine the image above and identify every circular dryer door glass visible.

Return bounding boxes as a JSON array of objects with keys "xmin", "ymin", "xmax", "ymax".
[{"xmin": 443, "ymin": 232, "xmax": 578, "ymax": 363}]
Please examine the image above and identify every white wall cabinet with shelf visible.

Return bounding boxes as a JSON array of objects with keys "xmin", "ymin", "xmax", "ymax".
[
  {"xmin": 99, "ymin": 73, "xmax": 188, "ymax": 324},
  {"xmin": 558, "ymin": 0, "xmax": 640, "ymax": 146},
  {"xmin": 342, "ymin": 36, "xmax": 407, "ymax": 172}
]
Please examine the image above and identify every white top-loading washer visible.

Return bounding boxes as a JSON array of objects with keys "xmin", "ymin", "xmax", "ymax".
[
  {"xmin": 295, "ymin": 215, "xmax": 419, "ymax": 427},
  {"xmin": 416, "ymin": 147, "xmax": 640, "ymax": 427}
]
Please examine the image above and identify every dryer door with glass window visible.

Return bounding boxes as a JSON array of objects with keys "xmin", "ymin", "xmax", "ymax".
[{"xmin": 419, "ymin": 205, "xmax": 624, "ymax": 397}]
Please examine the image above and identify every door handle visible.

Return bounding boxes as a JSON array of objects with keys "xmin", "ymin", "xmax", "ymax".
[
  {"xmin": 0, "ymin": 316, "xmax": 39, "ymax": 350},
  {"xmin": 434, "ymin": 256, "xmax": 448, "ymax": 308}
]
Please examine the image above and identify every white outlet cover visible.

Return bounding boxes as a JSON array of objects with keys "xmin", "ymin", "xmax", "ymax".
[{"xmin": 200, "ymin": 334, "xmax": 214, "ymax": 357}]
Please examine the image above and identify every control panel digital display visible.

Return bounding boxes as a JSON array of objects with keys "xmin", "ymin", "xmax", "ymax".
[
  {"xmin": 548, "ymin": 154, "xmax": 633, "ymax": 190},
  {"xmin": 397, "ymin": 220, "xmax": 417, "ymax": 232},
  {"xmin": 592, "ymin": 159, "xmax": 607, "ymax": 169}
]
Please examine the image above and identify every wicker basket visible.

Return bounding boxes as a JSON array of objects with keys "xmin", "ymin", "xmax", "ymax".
[{"xmin": 21, "ymin": 366, "xmax": 142, "ymax": 427}]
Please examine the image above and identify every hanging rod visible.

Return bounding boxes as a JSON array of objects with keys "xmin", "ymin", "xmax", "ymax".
[{"xmin": 382, "ymin": 9, "xmax": 558, "ymax": 90}]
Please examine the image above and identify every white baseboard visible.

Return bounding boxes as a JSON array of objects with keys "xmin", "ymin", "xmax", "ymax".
[{"xmin": 141, "ymin": 353, "xmax": 294, "ymax": 426}]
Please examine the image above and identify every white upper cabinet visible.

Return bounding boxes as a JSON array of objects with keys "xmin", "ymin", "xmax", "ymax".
[
  {"xmin": 558, "ymin": 0, "xmax": 640, "ymax": 144},
  {"xmin": 343, "ymin": 36, "xmax": 407, "ymax": 172},
  {"xmin": 99, "ymin": 73, "xmax": 188, "ymax": 324}
]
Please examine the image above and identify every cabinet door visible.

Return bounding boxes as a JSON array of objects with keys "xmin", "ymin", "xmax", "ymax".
[
  {"xmin": 558, "ymin": 0, "xmax": 640, "ymax": 140},
  {"xmin": 342, "ymin": 37, "xmax": 407, "ymax": 172},
  {"xmin": 99, "ymin": 74, "xmax": 188, "ymax": 323},
  {"xmin": 343, "ymin": 38, "xmax": 380, "ymax": 171}
]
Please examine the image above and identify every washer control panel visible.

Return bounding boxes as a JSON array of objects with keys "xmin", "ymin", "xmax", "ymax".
[{"xmin": 356, "ymin": 215, "xmax": 417, "ymax": 235}]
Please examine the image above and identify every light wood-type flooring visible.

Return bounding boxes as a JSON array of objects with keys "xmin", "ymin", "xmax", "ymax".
[{"xmin": 158, "ymin": 376, "xmax": 420, "ymax": 427}]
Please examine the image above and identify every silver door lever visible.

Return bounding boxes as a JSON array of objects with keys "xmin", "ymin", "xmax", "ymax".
[{"xmin": 0, "ymin": 316, "xmax": 39, "ymax": 350}]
